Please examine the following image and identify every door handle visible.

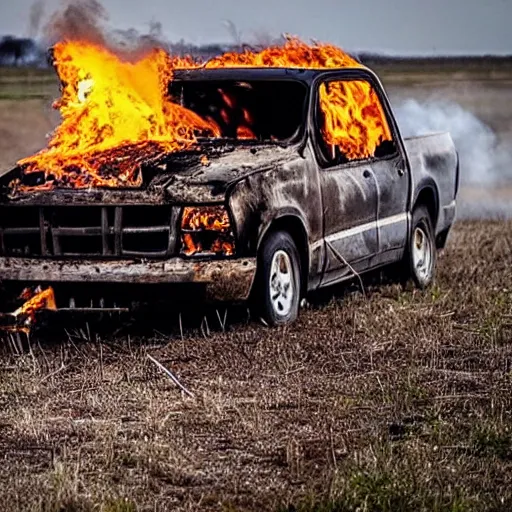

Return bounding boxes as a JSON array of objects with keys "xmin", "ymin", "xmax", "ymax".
[{"xmin": 363, "ymin": 169, "xmax": 371, "ymax": 179}]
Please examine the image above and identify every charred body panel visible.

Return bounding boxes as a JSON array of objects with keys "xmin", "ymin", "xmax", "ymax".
[
  {"xmin": 0, "ymin": 67, "xmax": 459, "ymax": 307},
  {"xmin": 165, "ymin": 145, "xmax": 301, "ymax": 204},
  {"xmin": 228, "ymin": 145, "xmax": 323, "ymax": 289}
]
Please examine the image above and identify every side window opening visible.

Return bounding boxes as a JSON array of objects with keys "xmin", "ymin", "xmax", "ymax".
[{"xmin": 317, "ymin": 79, "xmax": 396, "ymax": 165}]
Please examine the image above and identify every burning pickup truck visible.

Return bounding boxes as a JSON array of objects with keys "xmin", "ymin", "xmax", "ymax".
[{"xmin": 0, "ymin": 40, "xmax": 459, "ymax": 325}]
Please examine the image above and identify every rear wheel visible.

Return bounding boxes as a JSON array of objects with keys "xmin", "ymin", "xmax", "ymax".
[
  {"xmin": 401, "ymin": 205, "xmax": 437, "ymax": 289},
  {"xmin": 253, "ymin": 231, "xmax": 301, "ymax": 326}
]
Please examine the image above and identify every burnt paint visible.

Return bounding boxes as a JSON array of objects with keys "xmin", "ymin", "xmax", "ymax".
[
  {"xmin": 0, "ymin": 256, "xmax": 257, "ymax": 302},
  {"xmin": 227, "ymin": 145, "xmax": 323, "ymax": 282}
]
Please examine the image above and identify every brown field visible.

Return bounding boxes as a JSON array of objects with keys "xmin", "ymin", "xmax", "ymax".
[
  {"xmin": 0, "ymin": 64, "xmax": 511, "ymax": 511},
  {"xmin": 1, "ymin": 221, "xmax": 511, "ymax": 512}
]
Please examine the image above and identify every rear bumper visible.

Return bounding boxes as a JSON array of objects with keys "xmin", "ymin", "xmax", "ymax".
[{"xmin": 0, "ymin": 257, "xmax": 257, "ymax": 302}]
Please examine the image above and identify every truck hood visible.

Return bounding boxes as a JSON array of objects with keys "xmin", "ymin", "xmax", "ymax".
[
  {"xmin": 1, "ymin": 143, "xmax": 298, "ymax": 205},
  {"xmin": 163, "ymin": 143, "xmax": 298, "ymax": 203}
]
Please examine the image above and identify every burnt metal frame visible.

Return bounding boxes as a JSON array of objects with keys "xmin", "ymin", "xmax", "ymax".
[{"xmin": 0, "ymin": 206, "xmax": 181, "ymax": 258}]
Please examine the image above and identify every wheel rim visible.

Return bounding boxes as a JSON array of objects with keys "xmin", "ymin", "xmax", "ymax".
[
  {"xmin": 412, "ymin": 226, "xmax": 432, "ymax": 282},
  {"xmin": 269, "ymin": 250, "xmax": 294, "ymax": 317}
]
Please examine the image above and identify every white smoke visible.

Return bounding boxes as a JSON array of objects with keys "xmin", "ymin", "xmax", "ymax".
[{"xmin": 393, "ymin": 99, "xmax": 512, "ymax": 186}]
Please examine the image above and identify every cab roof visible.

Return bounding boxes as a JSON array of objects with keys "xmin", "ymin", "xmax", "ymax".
[{"xmin": 173, "ymin": 66, "xmax": 372, "ymax": 84}]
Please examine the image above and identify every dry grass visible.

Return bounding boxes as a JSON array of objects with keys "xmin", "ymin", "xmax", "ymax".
[{"xmin": 0, "ymin": 220, "xmax": 511, "ymax": 511}]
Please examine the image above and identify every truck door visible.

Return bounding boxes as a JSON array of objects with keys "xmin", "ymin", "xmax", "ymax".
[
  {"xmin": 311, "ymin": 77, "xmax": 380, "ymax": 287},
  {"xmin": 371, "ymin": 154, "xmax": 410, "ymax": 261},
  {"xmin": 358, "ymin": 81, "xmax": 411, "ymax": 262}
]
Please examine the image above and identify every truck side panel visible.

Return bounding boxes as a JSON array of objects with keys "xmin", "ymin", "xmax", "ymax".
[{"xmin": 404, "ymin": 133, "xmax": 458, "ymax": 236}]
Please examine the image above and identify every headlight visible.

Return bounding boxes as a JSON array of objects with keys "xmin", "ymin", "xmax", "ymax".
[{"xmin": 180, "ymin": 205, "xmax": 235, "ymax": 257}]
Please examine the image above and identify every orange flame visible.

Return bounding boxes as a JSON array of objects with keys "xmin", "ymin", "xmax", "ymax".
[
  {"xmin": 181, "ymin": 206, "xmax": 234, "ymax": 256},
  {"xmin": 16, "ymin": 41, "xmax": 218, "ymax": 190},
  {"xmin": 14, "ymin": 287, "xmax": 57, "ymax": 324},
  {"xmin": 181, "ymin": 206, "xmax": 231, "ymax": 232},
  {"xmin": 319, "ymin": 80, "xmax": 392, "ymax": 160},
  {"xmin": 202, "ymin": 38, "xmax": 361, "ymax": 69},
  {"xmin": 14, "ymin": 37, "xmax": 391, "ymax": 192},
  {"xmin": 211, "ymin": 238, "xmax": 235, "ymax": 256}
]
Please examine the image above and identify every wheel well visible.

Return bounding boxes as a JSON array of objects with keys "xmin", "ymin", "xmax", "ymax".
[
  {"xmin": 414, "ymin": 187, "xmax": 438, "ymax": 228},
  {"xmin": 260, "ymin": 216, "xmax": 309, "ymax": 294}
]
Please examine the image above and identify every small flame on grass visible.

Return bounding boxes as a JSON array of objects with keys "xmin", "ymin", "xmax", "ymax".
[{"xmin": 13, "ymin": 286, "xmax": 57, "ymax": 325}]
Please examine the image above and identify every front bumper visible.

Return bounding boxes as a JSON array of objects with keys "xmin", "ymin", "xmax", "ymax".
[{"xmin": 0, "ymin": 257, "xmax": 257, "ymax": 302}]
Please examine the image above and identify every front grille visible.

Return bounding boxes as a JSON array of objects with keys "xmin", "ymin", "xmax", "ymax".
[{"xmin": 0, "ymin": 205, "xmax": 179, "ymax": 258}]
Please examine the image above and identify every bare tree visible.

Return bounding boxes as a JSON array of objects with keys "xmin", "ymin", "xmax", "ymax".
[{"xmin": 0, "ymin": 36, "xmax": 38, "ymax": 66}]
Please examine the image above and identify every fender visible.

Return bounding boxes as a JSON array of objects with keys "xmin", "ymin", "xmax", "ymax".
[
  {"xmin": 411, "ymin": 179, "xmax": 440, "ymax": 229},
  {"xmin": 256, "ymin": 207, "xmax": 310, "ymax": 252}
]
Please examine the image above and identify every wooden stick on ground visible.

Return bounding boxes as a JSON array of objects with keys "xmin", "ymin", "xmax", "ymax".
[{"xmin": 147, "ymin": 354, "xmax": 195, "ymax": 398}]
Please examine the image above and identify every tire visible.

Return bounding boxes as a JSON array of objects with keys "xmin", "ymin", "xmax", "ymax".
[
  {"xmin": 401, "ymin": 205, "xmax": 437, "ymax": 289},
  {"xmin": 253, "ymin": 230, "xmax": 301, "ymax": 326}
]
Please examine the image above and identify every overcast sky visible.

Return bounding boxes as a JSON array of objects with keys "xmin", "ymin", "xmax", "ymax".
[{"xmin": 1, "ymin": 0, "xmax": 511, "ymax": 55}]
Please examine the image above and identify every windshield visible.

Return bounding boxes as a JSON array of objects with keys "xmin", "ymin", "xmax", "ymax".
[{"xmin": 169, "ymin": 80, "xmax": 307, "ymax": 143}]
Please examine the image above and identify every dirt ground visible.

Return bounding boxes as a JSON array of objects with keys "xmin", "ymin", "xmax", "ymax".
[{"xmin": 0, "ymin": 65, "xmax": 511, "ymax": 511}]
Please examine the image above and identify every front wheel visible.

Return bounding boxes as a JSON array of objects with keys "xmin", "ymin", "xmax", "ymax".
[
  {"xmin": 253, "ymin": 231, "xmax": 301, "ymax": 326},
  {"xmin": 402, "ymin": 206, "xmax": 437, "ymax": 289}
]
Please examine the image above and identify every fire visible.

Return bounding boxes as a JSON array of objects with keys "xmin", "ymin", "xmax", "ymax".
[
  {"xmin": 215, "ymin": 90, "xmax": 256, "ymax": 140},
  {"xmin": 182, "ymin": 234, "xmax": 235, "ymax": 257},
  {"xmin": 211, "ymin": 238, "xmax": 235, "ymax": 256},
  {"xmin": 201, "ymin": 38, "xmax": 391, "ymax": 159},
  {"xmin": 14, "ymin": 37, "xmax": 391, "ymax": 192},
  {"xmin": 13, "ymin": 287, "xmax": 57, "ymax": 325},
  {"xmin": 202, "ymin": 38, "xmax": 361, "ymax": 68},
  {"xmin": 319, "ymin": 80, "xmax": 391, "ymax": 160},
  {"xmin": 16, "ymin": 41, "xmax": 219, "ymax": 191},
  {"xmin": 181, "ymin": 206, "xmax": 231, "ymax": 232},
  {"xmin": 181, "ymin": 233, "xmax": 200, "ymax": 256},
  {"xmin": 181, "ymin": 206, "xmax": 234, "ymax": 256}
]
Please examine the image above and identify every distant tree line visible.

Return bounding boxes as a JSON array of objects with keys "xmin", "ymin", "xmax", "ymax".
[
  {"xmin": 0, "ymin": 35, "xmax": 235, "ymax": 68},
  {"xmin": 0, "ymin": 36, "xmax": 46, "ymax": 66}
]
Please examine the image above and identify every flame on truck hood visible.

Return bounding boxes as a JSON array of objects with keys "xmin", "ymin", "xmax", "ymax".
[
  {"xmin": 14, "ymin": 42, "xmax": 218, "ymax": 191},
  {"xmin": 14, "ymin": 38, "xmax": 391, "ymax": 192}
]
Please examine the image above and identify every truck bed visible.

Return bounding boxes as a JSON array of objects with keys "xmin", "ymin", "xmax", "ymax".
[{"xmin": 403, "ymin": 132, "xmax": 459, "ymax": 236}]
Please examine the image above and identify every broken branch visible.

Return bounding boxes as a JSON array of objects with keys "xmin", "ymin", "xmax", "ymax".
[{"xmin": 147, "ymin": 354, "xmax": 194, "ymax": 398}]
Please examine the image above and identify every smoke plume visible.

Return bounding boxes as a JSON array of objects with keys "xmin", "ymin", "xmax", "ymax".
[
  {"xmin": 42, "ymin": 0, "xmax": 168, "ymax": 56},
  {"xmin": 43, "ymin": 0, "xmax": 108, "ymax": 46},
  {"xmin": 393, "ymin": 98, "xmax": 512, "ymax": 218},
  {"xmin": 393, "ymin": 98, "xmax": 512, "ymax": 186},
  {"xmin": 28, "ymin": 0, "xmax": 46, "ymax": 38}
]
